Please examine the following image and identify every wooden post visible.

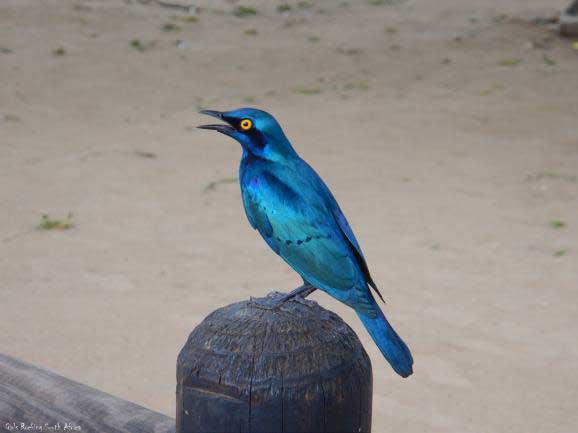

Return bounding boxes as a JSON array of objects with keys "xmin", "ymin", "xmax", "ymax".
[
  {"xmin": 176, "ymin": 292, "xmax": 373, "ymax": 433},
  {"xmin": 0, "ymin": 353, "xmax": 174, "ymax": 433}
]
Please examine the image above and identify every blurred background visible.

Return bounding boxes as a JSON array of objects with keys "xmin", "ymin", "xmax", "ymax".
[{"xmin": 1, "ymin": 0, "xmax": 577, "ymax": 431}]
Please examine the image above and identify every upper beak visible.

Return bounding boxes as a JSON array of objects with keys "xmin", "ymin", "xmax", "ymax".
[{"xmin": 198, "ymin": 109, "xmax": 235, "ymax": 135}]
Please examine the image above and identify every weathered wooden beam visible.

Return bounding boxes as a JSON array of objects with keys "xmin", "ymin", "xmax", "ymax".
[
  {"xmin": 177, "ymin": 293, "xmax": 373, "ymax": 433},
  {"xmin": 0, "ymin": 353, "xmax": 174, "ymax": 433}
]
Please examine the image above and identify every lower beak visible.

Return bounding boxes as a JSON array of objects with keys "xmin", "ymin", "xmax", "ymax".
[{"xmin": 198, "ymin": 110, "xmax": 235, "ymax": 135}]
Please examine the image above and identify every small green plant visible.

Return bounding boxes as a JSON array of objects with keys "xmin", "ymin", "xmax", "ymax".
[
  {"xmin": 368, "ymin": 0, "xmax": 403, "ymax": 4},
  {"xmin": 161, "ymin": 22, "xmax": 180, "ymax": 32},
  {"xmin": 234, "ymin": 6, "xmax": 258, "ymax": 17},
  {"xmin": 554, "ymin": 249, "xmax": 568, "ymax": 257},
  {"xmin": 498, "ymin": 58, "xmax": 522, "ymax": 66},
  {"xmin": 130, "ymin": 39, "xmax": 146, "ymax": 51},
  {"xmin": 307, "ymin": 36, "xmax": 320, "ymax": 43},
  {"xmin": 542, "ymin": 54, "xmax": 556, "ymax": 66},
  {"xmin": 337, "ymin": 47, "xmax": 362, "ymax": 55},
  {"xmin": 297, "ymin": 1, "xmax": 313, "ymax": 9},
  {"xmin": 38, "ymin": 213, "xmax": 74, "ymax": 230},
  {"xmin": 130, "ymin": 39, "xmax": 156, "ymax": 52},
  {"xmin": 177, "ymin": 15, "xmax": 199, "ymax": 23},
  {"xmin": 52, "ymin": 47, "xmax": 66, "ymax": 56},
  {"xmin": 526, "ymin": 172, "xmax": 577, "ymax": 182},
  {"xmin": 342, "ymin": 82, "xmax": 368, "ymax": 91},
  {"xmin": 368, "ymin": 0, "xmax": 405, "ymax": 4},
  {"xmin": 550, "ymin": 220, "xmax": 566, "ymax": 229},
  {"xmin": 244, "ymin": 28, "xmax": 258, "ymax": 35},
  {"xmin": 277, "ymin": 4, "xmax": 292, "ymax": 13},
  {"xmin": 4, "ymin": 114, "xmax": 20, "ymax": 122},
  {"xmin": 295, "ymin": 87, "xmax": 321, "ymax": 95}
]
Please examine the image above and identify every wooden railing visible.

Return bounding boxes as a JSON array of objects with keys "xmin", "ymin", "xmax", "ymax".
[
  {"xmin": 1, "ymin": 293, "xmax": 373, "ymax": 433},
  {"xmin": 0, "ymin": 353, "xmax": 174, "ymax": 433}
]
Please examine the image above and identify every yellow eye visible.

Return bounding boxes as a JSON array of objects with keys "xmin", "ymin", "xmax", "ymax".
[{"xmin": 240, "ymin": 119, "xmax": 253, "ymax": 131}]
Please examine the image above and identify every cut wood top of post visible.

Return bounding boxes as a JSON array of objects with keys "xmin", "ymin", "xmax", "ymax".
[{"xmin": 177, "ymin": 292, "xmax": 372, "ymax": 391}]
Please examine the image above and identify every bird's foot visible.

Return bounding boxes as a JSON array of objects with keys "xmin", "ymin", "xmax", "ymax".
[
  {"xmin": 270, "ymin": 284, "xmax": 317, "ymax": 309},
  {"xmin": 283, "ymin": 283, "xmax": 316, "ymax": 299},
  {"xmin": 248, "ymin": 285, "xmax": 317, "ymax": 311},
  {"xmin": 248, "ymin": 296, "xmax": 280, "ymax": 311}
]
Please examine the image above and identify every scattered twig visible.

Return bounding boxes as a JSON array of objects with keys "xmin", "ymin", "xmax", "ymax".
[
  {"xmin": 203, "ymin": 177, "xmax": 238, "ymax": 192},
  {"xmin": 136, "ymin": 0, "xmax": 197, "ymax": 14}
]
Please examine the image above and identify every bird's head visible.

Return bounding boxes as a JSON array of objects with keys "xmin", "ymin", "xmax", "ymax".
[{"xmin": 198, "ymin": 108, "xmax": 295, "ymax": 160}]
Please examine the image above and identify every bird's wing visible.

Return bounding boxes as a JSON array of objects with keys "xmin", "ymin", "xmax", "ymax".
[
  {"xmin": 241, "ymin": 170, "xmax": 361, "ymax": 294},
  {"xmin": 300, "ymin": 161, "xmax": 385, "ymax": 303},
  {"xmin": 331, "ymin": 203, "xmax": 385, "ymax": 303}
]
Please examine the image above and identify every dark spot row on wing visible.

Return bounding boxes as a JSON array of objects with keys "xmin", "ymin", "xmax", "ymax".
[{"xmin": 275, "ymin": 234, "xmax": 330, "ymax": 246}]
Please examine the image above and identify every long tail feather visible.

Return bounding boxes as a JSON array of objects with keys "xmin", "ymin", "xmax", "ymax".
[{"xmin": 357, "ymin": 304, "xmax": 413, "ymax": 378}]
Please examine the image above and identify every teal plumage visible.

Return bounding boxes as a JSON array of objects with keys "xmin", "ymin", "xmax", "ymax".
[{"xmin": 199, "ymin": 108, "xmax": 413, "ymax": 377}]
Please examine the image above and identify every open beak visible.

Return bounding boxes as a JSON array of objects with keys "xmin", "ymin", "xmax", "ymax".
[{"xmin": 198, "ymin": 109, "xmax": 235, "ymax": 135}]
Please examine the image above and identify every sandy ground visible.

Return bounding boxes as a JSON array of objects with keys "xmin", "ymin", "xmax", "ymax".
[{"xmin": 1, "ymin": 0, "xmax": 578, "ymax": 431}]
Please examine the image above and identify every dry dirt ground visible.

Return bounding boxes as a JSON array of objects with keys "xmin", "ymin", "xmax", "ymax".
[{"xmin": 1, "ymin": 0, "xmax": 577, "ymax": 432}]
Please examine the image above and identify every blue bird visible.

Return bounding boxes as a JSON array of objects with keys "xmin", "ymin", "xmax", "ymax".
[{"xmin": 199, "ymin": 108, "xmax": 413, "ymax": 377}]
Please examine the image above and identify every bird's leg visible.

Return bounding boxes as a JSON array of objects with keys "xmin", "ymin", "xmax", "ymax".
[
  {"xmin": 249, "ymin": 284, "xmax": 317, "ymax": 311},
  {"xmin": 276, "ymin": 283, "xmax": 317, "ymax": 304}
]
